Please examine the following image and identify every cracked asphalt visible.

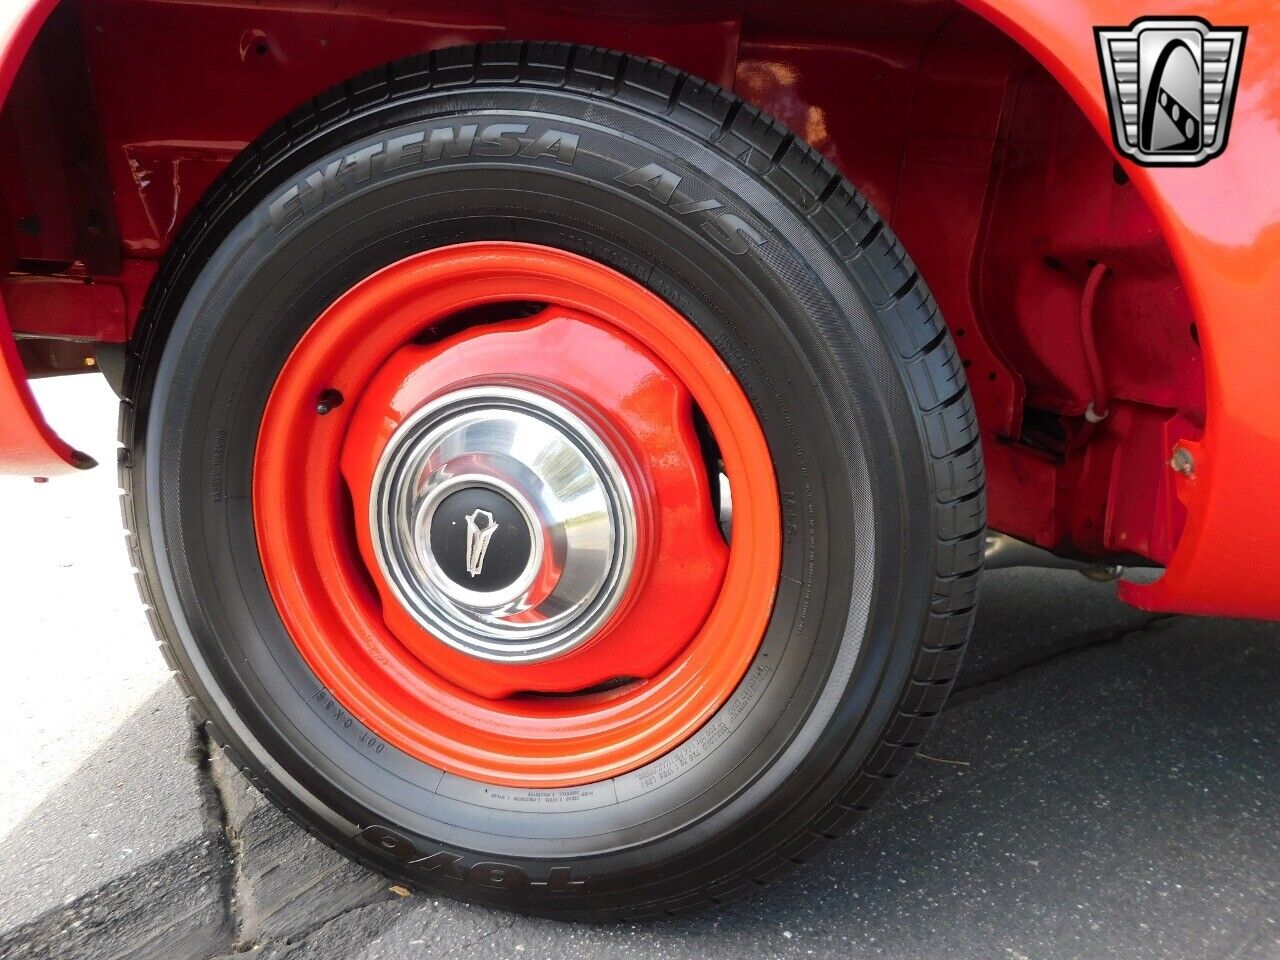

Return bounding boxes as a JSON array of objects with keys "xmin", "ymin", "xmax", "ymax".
[{"xmin": 3, "ymin": 375, "xmax": 1279, "ymax": 959}]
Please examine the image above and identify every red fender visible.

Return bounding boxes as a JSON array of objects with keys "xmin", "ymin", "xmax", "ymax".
[
  {"xmin": 0, "ymin": 0, "xmax": 88, "ymax": 476},
  {"xmin": 962, "ymin": 0, "xmax": 1280, "ymax": 616}
]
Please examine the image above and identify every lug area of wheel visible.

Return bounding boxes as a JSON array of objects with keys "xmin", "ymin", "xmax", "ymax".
[{"xmin": 254, "ymin": 243, "xmax": 781, "ymax": 786}]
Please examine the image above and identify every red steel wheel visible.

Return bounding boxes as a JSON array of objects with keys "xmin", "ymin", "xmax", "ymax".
[{"xmin": 253, "ymin": 243, "xmax": 781, "ymax": 787}]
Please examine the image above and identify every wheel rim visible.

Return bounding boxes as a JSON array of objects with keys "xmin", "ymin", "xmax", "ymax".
[{"xmin": 253, "ymin": 242, "xmax": 781, "ymax": 787}]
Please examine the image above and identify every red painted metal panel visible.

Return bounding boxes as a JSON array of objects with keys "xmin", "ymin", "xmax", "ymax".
[
  {"xmin": 2, "ymin": 275, "xmax": 125, "ymax": 341},
  {"xmin": 0, "ymin": 297, "xmax": 92, "ymax": 474},
  {"xmin": 0, "ymin": 0, "xmax": 89, "ymax": 476}
]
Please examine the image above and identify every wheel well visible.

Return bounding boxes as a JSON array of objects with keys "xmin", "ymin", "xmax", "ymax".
[{"xmin": 0, "ymin": 0, "xmax": 1200, "ymax": 565}]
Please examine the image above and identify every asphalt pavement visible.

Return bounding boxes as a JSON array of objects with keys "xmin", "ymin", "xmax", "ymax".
[{"xmin": 2, "ymin": 374, "xmax": 1278, "ymax": 959}]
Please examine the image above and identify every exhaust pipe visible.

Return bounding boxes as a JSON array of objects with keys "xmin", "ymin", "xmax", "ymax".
[{"xmin": 983, "ymin": 532, "xmax": 1125, "ymax": 581}]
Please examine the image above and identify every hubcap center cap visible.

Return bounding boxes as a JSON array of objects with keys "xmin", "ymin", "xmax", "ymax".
[
  {"xmin": 426, "ymin": 486, "xmax": 532, "ymax": 592},
  {"xmin": 370, "ymin": 385, "xmax": 637, "ymax": 664}
]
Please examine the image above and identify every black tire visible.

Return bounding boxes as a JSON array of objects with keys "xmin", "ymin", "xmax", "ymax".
[{"xmin": 119, "ymin": 42, "xmax": 984, "ymax": 920}]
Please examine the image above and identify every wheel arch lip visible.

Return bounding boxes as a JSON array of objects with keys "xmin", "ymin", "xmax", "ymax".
[
  {"xmin": 0, "ymin": 0, "xmax": 92, "ymax": 477},
  {"xmin": 0, "ymin": 303, "xmax": 94, "ymax": 475}
]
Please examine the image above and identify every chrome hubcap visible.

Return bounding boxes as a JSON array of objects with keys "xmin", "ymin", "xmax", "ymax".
[{"xmin": 369, "ymin": 385, "xmax": 637, "ymax": 663}]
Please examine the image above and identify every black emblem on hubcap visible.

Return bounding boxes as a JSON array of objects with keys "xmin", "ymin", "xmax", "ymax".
[{"xmin": 429, "ymin": 487, "xmax": 531, "ymax": 592}]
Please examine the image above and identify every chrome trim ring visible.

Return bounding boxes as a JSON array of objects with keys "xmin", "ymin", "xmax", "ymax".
[{"xmin": 369, "ymin": 385, "xmax": 637, "ymax": 663}]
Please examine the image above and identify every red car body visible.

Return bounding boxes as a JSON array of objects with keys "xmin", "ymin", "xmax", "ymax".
[{"xmin": 1, "ymin": 0, "xmax": 1276, "ymax": 619}]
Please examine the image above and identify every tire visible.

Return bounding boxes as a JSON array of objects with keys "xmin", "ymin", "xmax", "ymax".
[{"xmin": 118, "ymin": 42, "xmax": 984, "ymax": 920}]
